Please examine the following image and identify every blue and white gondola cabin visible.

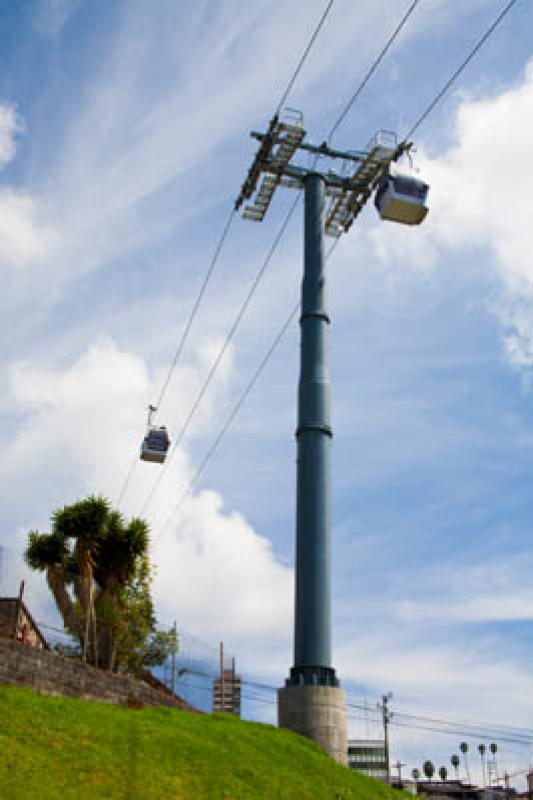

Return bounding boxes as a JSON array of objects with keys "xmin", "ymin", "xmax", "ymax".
[
  {"xmin": 141, "ymin": 426, "xmax": 170, "ymax": 464},
  {"xmin": 374, "ymin": 173, "xmax": 429, "ymax": 225}
]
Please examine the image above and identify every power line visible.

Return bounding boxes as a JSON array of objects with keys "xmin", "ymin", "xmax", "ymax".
[
  {"xmin": 177, "ymin": 677, "xmax": 278, "ymax": 707},
  {"xmin": 393, "ymin": 709, "xmax": 533, "ymax": 741},
  {"xmin": 403, "ymin": 0, "xmax": 520, "ymax": 141},
  {"xmin": 327, "ymin": 0, "xmax": 421, "ymax": 143},
  {"xmin": 389, "ymin": 720, "xmax": 533, "ymax": 747},
  {"xmin": 177, "ymin": 674, "xmax": 533, "ymax": 745},
  {"xmin": 345, "ymin": 701, "xmax": 533, "ymax": 740}
]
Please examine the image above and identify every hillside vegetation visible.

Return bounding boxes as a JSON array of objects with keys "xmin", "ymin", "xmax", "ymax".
[{"xmin": 1, "ymin": 685, "xmax": 402, "ymax": 799}]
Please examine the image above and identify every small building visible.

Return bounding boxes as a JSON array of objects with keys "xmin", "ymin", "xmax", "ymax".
[
  {"xmin": 412, "ymin": 780, "xmax": 516, "ymax": 800},
  {"xmin": 347, "ymin": 739, "xmax": 388, "ymax": 781},
  {"xmin": 212, "ymin": 663, "xmax": 241, "ymax": 716},
  {"xmin": 0, "ymin": 596, "xmax": 49, "ymax": 649}
]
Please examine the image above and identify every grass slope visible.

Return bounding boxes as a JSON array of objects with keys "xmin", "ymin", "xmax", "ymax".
[{"xmin": 1, "ymin": 685, "xmax": 401, "ymax": 800}]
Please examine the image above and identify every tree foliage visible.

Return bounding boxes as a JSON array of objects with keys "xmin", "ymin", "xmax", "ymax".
[{"xmin": 24, "ymin": 495, "xmax": 178, "ymax": 674}]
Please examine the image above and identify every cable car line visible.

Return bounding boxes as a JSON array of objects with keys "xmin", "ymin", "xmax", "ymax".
[
  {"xmin": 327, "ymin": 0, "xmax": 421, "ymax": 144},
  {"xmin": 275, "ymin": 0, "xmax": 336, "ymax": 114},
  {"xmin": 116, "ymin": 454, "xmax": 138, "ymax": 507},
  {"xmin": 153, "ymin": 297, "xmax": 301, "ymax": 543},
  {"xmin": 134, "ymin": 0, "xmax": 424, "ymax": 519},
  {"xmin": 114, "ymin": 1, "xmax": 338, "ymax": 509},
  {"xmin": 403, "ymin": 0, "xmax": 519, "ymax": 142},
  {"xmin": 150, "ymin": 0, "xmax": 517, "ymax": 537},
  {"xmin": 148, "ymin": 0, "xmax": 425, "ymax": 534},
  {"xmin": 114, "ymin": 206, "xmax": 237, "ymax": 506},
  {"xmin": 153, "ymin": 238, "xmax": 341, "ymax": 545},
  {"xmin": 138, "ymin": 192, "xmax": 302, "ymax": 519},
  {"xmin": 153, "ymin": 208, "xmax": 237, "ymax": 414}
]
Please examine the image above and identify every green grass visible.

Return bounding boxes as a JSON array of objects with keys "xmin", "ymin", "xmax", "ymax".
[{"xmin": 1, "ymin": 684, "xmax": 403, "ymax": 800}]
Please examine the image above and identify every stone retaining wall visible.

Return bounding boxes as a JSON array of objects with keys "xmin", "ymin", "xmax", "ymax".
[{"xmin": 0, "ymin": 637, "xmax": 196, "ymax": 711}]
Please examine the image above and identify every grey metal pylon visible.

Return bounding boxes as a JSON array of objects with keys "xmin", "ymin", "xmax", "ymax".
[{"xmin": 291, "ymin": 172, "xmax": 335, "ymax": 687}]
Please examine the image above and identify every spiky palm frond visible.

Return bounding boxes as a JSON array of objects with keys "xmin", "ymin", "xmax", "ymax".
[{"xmin": 25, "ymin": 531, "xmax": 67, "ymax": 571}]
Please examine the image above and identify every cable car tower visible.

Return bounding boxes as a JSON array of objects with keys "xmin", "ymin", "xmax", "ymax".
[{"xmin": 236, "ymin": 109, "xmax": 427, "ymax": 764}]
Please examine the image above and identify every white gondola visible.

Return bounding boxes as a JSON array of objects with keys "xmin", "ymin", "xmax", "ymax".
[
  {"xmin": 374, "ymin": 172, "xmax": 429, "ymax": 225},
  {"xmin": 140, "ymin": 405, "xmax": 170, "ymax": 464}
]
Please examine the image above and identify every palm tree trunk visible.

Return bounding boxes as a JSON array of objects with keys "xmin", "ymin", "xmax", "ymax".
[
  {"xmin": 46, "ymin": 566, "xmax": 83, "ymax": 641},
  {"xmin": 91, "ymin": 590, "xmax": 99, "ymax": 667}
]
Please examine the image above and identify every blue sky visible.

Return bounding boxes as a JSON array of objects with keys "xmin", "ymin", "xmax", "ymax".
[{"xmin": 1, "ymin": 0, "xmax": 533, "ymax": 783}]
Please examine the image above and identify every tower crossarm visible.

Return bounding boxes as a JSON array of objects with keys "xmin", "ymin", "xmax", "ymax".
[
  {"xmin": 324, "ymin": 132, "xmax": 409, "ymax": 237},
  {"xmin": 236, "ymin": 111, "xmax": 410, "ymax": 234},
  {"xmin": 236, "ymin": 110, "xmax": 306, "ymax": 221}
]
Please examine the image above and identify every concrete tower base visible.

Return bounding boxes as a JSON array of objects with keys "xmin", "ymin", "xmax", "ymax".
[{"xmin": 277, "ymin": 684, "xmax": 348, "ymax": 765}]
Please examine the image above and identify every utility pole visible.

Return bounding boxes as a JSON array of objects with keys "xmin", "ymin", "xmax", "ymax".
[
  {"xmin": 219, "ymin": 641, "xmax": 225, "ymax": 713},
  {"xmin": 12, "ymin": 579, "xmax": 24, "ymax": 642},
  {"xmin": 379, "ymin": 692, "xmax": 393, "ymax": 785},
  {"xmin": 170, "ymin": 621, "xmax": 177, "ymax": 694},
  {"xmin": 395, "ymin": 759, "xmax": 406, "ymax": 789},
  {"xmin": 231, "ymin": 656, "xmax": 236, "ymax": 714},
  {"xmin": 236, "ymin": 109, "xmax": 411, "ymax": 764}
]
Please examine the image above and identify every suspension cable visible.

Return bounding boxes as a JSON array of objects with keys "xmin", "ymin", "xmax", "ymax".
[
  {"xmin": 148, "ymin": 0, "xmax": 422, "ymax": 531},
  {"xmin": 276, "ymin": 0, "xmax": 336, "ymax": 114},
  {"xmin": 115, "ymin": 2, "xmax": 337, "ymax": 510},
  {"xmin": 151, "ymin": 0, "xmax": 520, "ymax": 531},
  {"xmin": 138, "ymin": 193, "xmax": 301, "ymax": 518},
  {"xmin": 327, "ymin": 0, "xmax": 421, "ymax": 143},
  {"xmin": 403, "ymin": 0, "xmax": 519, "ymax": 141}
]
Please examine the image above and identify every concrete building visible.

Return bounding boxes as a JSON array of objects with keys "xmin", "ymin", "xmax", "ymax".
[
  {"xmin": 212, "ymin": 667, "xmax": 241, "ymax": 716},
  {"xmin": 347, "ymin": 739, "xmax": 388, "ymax": 781}
]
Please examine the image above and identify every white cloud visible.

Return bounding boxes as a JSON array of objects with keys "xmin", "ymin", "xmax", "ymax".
[
  {"xmin": 365, "ymin": 58, "xmax": 533, "ymax": 377},
  {"xmin": 0, "ymin": 104, "xmax": 55, "ymax": 269},
  {"xmin": 2, "ymin": 338, "xmax": 292, "ymax": 658},
  {"xmin": 423, "ymin": 67, "xmax": 533, "ymax": 290},
  {"xmin": 154, "ymin": 490, "xmax": 292, "ymax": 642},
  {"xmin": 394, "ymin": 555, "xmax": 533, "ymax": 625},
  {"xmin": 0, "ymin": 189, "xmax": 56, "ymax": 268},
  {"xmin": 0, "ymin": 103, "xmax": 24, "ymax": 168},
  {"xmin": 0, "ymin": 103, "xmax": 23, "ymax": 167}
]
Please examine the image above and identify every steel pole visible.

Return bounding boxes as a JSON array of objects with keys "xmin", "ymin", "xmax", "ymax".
[{"xmin": 290, "ymin": 172, "xmax": 336, "ymax": 686}]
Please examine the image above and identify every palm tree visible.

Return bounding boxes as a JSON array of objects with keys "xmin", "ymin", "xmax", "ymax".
[
  {"xmin": 479, "ymin": 744, "xmax": 487, "ymax": 787},
  {"xmin": 412, "ymin": 768, "xmax": 421, "ymax": 793},
  {"xmin": 439, "ymin": 767, "xmax": 448, "ymax": 782},
  {"xmin": 25, "ymin": 496, "xmax": 154, "ymax": 671},
  {"xmin": 423, "ymin": 761, "xmax": 435, "ymax": 782},
  {"xmin": 451, "ymin": 754, "xmax": 460, "ymax": 779},
  {"xmin": 52, "ymin": 497, "xmax": 109, "ymax": 662},
  {"xmin": 460, "ymin": 742, "xmax": 471, "ymax": 784}
]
